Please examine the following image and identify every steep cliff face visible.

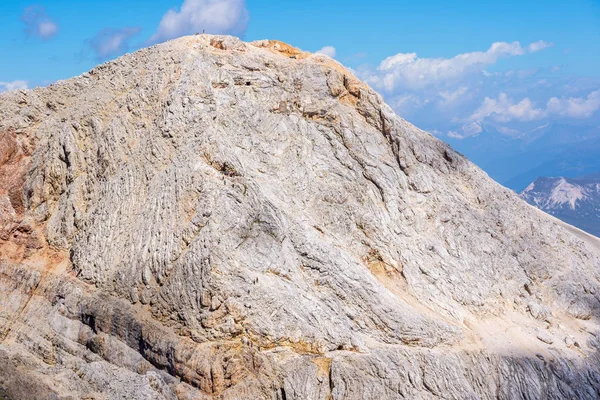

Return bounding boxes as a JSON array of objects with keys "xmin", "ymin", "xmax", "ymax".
[{"xmin": 1, "ymin": 35, "xmax": 600, "ymax": 399}]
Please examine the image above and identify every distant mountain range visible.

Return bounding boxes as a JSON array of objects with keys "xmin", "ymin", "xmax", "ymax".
[
  {"xmin": 520, "ymin": 173, "xmax": 600, "ymax": 237},
  {"xmin": 441, "ymin": 121, "xmax": 600, "ymax": 237},
  {"xmin": 444, "ymin": 122, "xmax": 600, "ymax": 192}
]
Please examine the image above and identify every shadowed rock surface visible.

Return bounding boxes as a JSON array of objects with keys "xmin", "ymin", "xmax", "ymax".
[{"xmin": 1, "ymin": 35, "xmax": 600, "ymax": 399}]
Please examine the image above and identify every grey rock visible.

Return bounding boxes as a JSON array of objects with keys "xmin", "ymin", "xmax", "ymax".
[
  {"xmin": 567, "ymin": 301, "xmax": 593, "ymax": 320},
  {"xmin": 536, "ymin": 330, "xmax": 554, "ymax": 344},
  {"xmin": 527, "ymin": 301, "xmax": 551, "ymax": 321},
  {"xmin": 1, "ymin": 34, "xmax": 600, "ymax": 399}
]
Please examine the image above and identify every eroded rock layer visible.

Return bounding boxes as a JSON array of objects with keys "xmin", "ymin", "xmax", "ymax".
[{"xmin": 1, "ymin": 35, "xmax": 600, "ymax": 399}]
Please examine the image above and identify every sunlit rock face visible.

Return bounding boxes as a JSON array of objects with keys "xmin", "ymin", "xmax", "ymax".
[
  {"xmin": 521, "ymin": 175, "xmax": 600, "ymax": 238},
  {"xmin": 1, "ymin": 35, "xmax": 600, "ymax": 399}
]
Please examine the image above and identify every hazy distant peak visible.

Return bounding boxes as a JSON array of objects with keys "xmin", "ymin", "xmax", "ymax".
[{"xmin": 521, "ymin": 175, "xmax": 600, "ymax": 237}]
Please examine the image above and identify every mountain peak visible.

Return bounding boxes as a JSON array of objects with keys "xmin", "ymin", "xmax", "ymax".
[
  {"xmin": 523, "ymin": 176, "xmax": 588, "ymax": 210},
  {"xmin": 521, "ymin": 175, "xmax": 600, "ymax": 237},
  {"xmin": 2, "ymin": 35, "xmax": 600, "ymax": 399}
]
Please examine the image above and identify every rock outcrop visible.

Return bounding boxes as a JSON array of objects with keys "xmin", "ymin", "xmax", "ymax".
[{"xmin": 1, "ymin": 35, "xmax": 600, "ymax": 399}]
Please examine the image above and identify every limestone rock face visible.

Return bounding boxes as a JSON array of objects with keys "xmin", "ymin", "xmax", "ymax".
[{"xmin": 1, "ymin": 35, "xmax": 600, "ymax": 399}]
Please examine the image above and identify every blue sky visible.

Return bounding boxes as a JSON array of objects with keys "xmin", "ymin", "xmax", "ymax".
[
  {"xmin": 1, "ymin": 0, "xmax": 599, "ymax": 159},
  {"xmin": 1, "ymin": 1, "xmax": 599, "ymax": 84}
]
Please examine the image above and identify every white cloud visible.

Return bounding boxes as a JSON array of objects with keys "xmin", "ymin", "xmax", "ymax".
[
  {"xmin": 438, "ymin": 86, "xmax": 469, "ymax": 106},
  {"xmin": 0, "ymin": 80, "xmax": 28, "ymax": 92},
  {"xmin": 387, "ymin": 94, "xmax": 433, "ymax": 115},
  {"xmin": 527, "ymin": 40, "xmax": 554, "ymax": 53},
  {"xmin": 21, "ymin": 6, "xmax": 58, "ymax": 39},
  {"xmin": 468, "ymin": 90, "xmax": 600, "ymax": 124},
  {"xmin": 484, "ymin": 69, "xmax": 539, "ymax": 79},
  {"xmin": 364, "ymin": 41, "xmax": 550, "ymax": 92},
  {"xmin": 468, "ymin": 93, "xmax": 545, "ymax": 123},
  {"xmin": 88, "ymin": 27, "xmax": 141, "ymax": 60},
  {"xmin": 353, "ymin": 39, "xmax": 598, "ymax": 140},
  {"xmin": 546, "ymin": 90, "xmax": 600, "ymax": 118},
  {"xmin": 496, "ymin": 126, "xmax": 522, "ymax": 137},
  {"xmin": 150, "ymin": 0, "xmax": 249, "ymax": 44},
  {"xmin": 316, "ymin": 46, "xmax": 336, "ymax": 58},
  {"xmin": 447, "ymin": 122, "xmax": 483, "ymax": 139}
]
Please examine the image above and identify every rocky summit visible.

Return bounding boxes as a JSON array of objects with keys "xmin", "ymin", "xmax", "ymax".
[{"xmin": 1, "ymin": 35, "xmax": 600, "ymax": 400}]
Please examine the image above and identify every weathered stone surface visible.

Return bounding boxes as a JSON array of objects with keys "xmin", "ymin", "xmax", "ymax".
[{"xmin": 1, "ymin": 34, "xmax": 600, "ymax": 399}]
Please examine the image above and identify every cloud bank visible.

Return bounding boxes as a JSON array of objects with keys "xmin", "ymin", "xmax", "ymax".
[
  {"xmin": 546, "ymin": 90, "xmax": 600, "ymax": 119},
  {"xmin": 356, "ymin": 39, "xmax": 600, "ymax": 139},
  {"xmin": 149, "ymin": 0, "xmax": 249, "ymax": 44},
  {"xmin": 468, "ymin": 93, "xmax": 545, "ymax": 123},
  {"xmin": 365, "ymin": 41, "xmax": 552, "ymax": 92},
  {"xmin": 469, "ymin": 90, "xmax": 600, "ymax": 124}
]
